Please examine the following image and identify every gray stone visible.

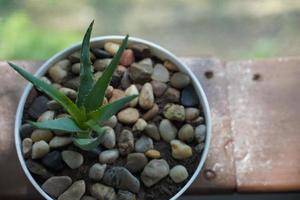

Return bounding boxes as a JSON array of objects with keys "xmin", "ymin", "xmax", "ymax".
[
  {"xmin": 48, "ymin": 59, "xmax": 70, "ymax": 83},
  {"xmin": 28, "ymin": 96, "xmax": 49, "ymax": 119},
  {"xmin": 62, "ymin": 150, "xmax": 84, "ymax": 169},
  {"xmin": 144, "ymin": 123, "xmax": 160, "ymax": 141},
  {"xmin": 159, "ymin": 119, "xmax": 177, "ymax": 143},
  {"xmin": 121, "ymin": 70, "xmax": 132, "ymax": 89},
  {"xmin": 139, "ymin": 83, "xmax": 154, "ymax": 110},
  {"xmin": 195, "ymin": 124, "xmax": 206, "ymax": 143},
  {"xmin": 71, "ymin": 63, "xmax": 80, "ymax": 74},
  {"xmin": 117, "ymin": 190, "xmax": 136, "ymax": 200},
  {"xmin": 20, "ymin": 123, "xmax": 34, "ymax": 139},
  {"xmin": 164, "ymin": 60, "xmax": 179, "ymax": 72},
  {"xmin": 170, "ymin": 72, "xmax": 190, "ymax": 89},
  {"xmin": 162, "ymin": 87, "xmax": 180, "ymax": 103},
  {"xmin": 141, "ymin": 159, "xmax": 170, "ymax": 187},
  {"xmin": 185, "ymin": 107, "xmax": 200, "ymax": 121},
  {"xmin": 101, "ymin": 127, "xmax": 116, "ymax": 149},
  {"xmin": 169, "ymin": 165, "xmax": 189, "ymax": 183},
  {"xmin": 103, "ymin": 167, "xmax": 140, "ymax": 193},
  {"xmin": 163, "ymin": 103, "xmax": 185, "ymax": 121},
  {"xmin": 99, "ymin": 149, "xmax": 119, "ymax": 164},
  {"xmin": 90, "ymin": 183, "xmax": 116, "ymax": 200},
  {"xmin": 26, "ymin": 160, "xmax": 53, "ymax": 179},
  {"xmin": 101, "ymin": 115, "xmax": 117, "ymax": 128},
  {"xmin": 42, "ymin": 150, "xmax": 65, "ymax": 172},
  {"xmin": 117, "ymin": 129, "xmax": 134, "ymax": 155},
  {"xmin": 132, "ymin": 118, "xmax": 147, "ymax": 132},
  {"xmin": 151, "ymin": 64, "xmax": 169, "ymax": 82},
  {"xmin": 58, "ymin": 180, "xmax": 85, "ymax": 200},
  {"xmin": 32, "ymin": 141, "xmax": 50, "ymax": 159},
  {"xmin": 37, "ymin": 110, "xmax": 55, "ymax": 122},
  {"xmin": 151, "ymin": 80, "xmax": 167, "ymax": 97},
  {"xmin": 129, "ymin": 60, "xmax": 153, "ymax": 83},
  {"xmin": 195, "ymin": 143, "xmax": 205, "ymax": 153},
  {"xmin": 22, "ymin": 138, "xmax": 32, "ymax": 158},
  {"xmin": 47, "ymin": 100, "xmax": 62, "ymax": 110},
  {"xmin": 181, "ymin": 85, "xmax": 199, "ymax": 107},
  {"xmin": 135, "ymin": 136, "xmax": 153, "ymax": 153},
  {"xmin": 94, "ymin": 59, "xmax": 112, "ymax": 71},
  {"xmin": 64, "ymin": 77, "xmax": 80, "ymax": 90},
  {"xmin": 89, "ymin": 163, "xmax": 107, "ymax": 181},
  {"xmin": 42, "ymin": 176, "xmax": 72, "ymax": 198},
  {"xmin": 49, "ymin": 136, "xmax": 73, "ymax": 148},
  {"xmin": 125, "ymin": 84, "xmax": 139, "ymax": 107},
  {"xmin": 81, "ymin": 195, "xmax": 96, "ymax": 200},
  {"xmin": 31, "ymin": 129, "xmax": 53, "ymax": 142},
  {"xmin": 178, "ymin": 124, "xmax": 194, "ymax": 143},
  {"xmin": 125, "ymin": 153, "xmax": 148, "ymax": 173}
]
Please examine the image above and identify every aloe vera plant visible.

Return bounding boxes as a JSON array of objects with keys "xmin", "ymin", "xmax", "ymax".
[{"xmin": 8, "ymin": 21, "xmax": 137, "ymax": 150}]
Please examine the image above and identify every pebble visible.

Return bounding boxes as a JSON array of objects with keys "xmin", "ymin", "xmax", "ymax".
[
  {"xmin": 144, "ymin": 123, "xmax": 160, "ymax": 141},
  {"xmin": 58, "ymin": 180, "xmax": 85, "ymax": 200},
  {"xmin": 142, "ymin": 103, "xmax": 159, "ymax": 121},
  {"xmin": 48, "ymin": 59, "xmax": 70, "ymax": 83},
  {"xmin": 170, "ymin": 72, "xmax": 190, "ymax": 89},
  {"xmin": 159, "ymin": 119, "xmax": 177, "ymax": 142},
  {"xmin": 164, "ymin": 60, "xmax": 179, "ymax": 72},
  {"xmin": 42, "ymin": 151, "xmax": 65, "ymax": 171},
  {"xmin": 116, "ymin": 65, "xmax": 127, "ymax": 76},
  {"xmin": 26, "ymin": 160, "xmax": 53, "ymax": 179},
  {"xmin": 129, "ymin": 60, "xmax": 153, "ymax": 83},
  {"xmin": 117, "ymin": 129, "xmax": 134, "ymax": 155},
  {"xmin": 68, "ymin": 51, "xmax": 95, "ymax": 63},
  {"xmin": 151, "ymin": 64, "xmax": 169, "ymax": 82},
  {"xmin": 71, "ymin": 63, "xmax": 81, "ymax": 74},
  {"xmin": 131, "ymin": 44, "xmax": 151, "ymax": 60},
  {"xmin": 101, "ymin": 115, "xmax": 117, "ymax": 128},
  {"xmin": 105, "ymin": 85, "xmax": 114, "ymax": 98},
  {"xmin": 104, "ymin": 42, "xmax": 120, "ymax": 55},
  {"xmin": 195, "ymin": 143, "xmax": 205, "ymax": 153},
  {"xmin": 94, "ymin": 59, "xmax": 111, "ymax": 71},
  {"xmin": 178, "ymin": 124, "xmax": 194, "ymax": 143},
  {"xmin": 64, "ymin": 77, "xmax": 80, "ymax": 90},
  {"xmin": 141, "ymin": 159, "xmax": 170, "ymax": 187},
  {"xmin": 125, "ymin": 85, "xmax": 139, "ymax": 107},
  {"xmin": 103, "ymin": 167, "xmax": 140, "ymax": 193},
  {"xmin": 120, "ymin": 49, "xmax": 135, "ymax": 66},
  {"xmin": 42, "ymin": 176, "xmax": 72, "ymax": 198},
  {"xmin": 32, "ymin": 141, "xmax": 50, "ymax": 159},
  {"xmin": 49, "ymin": 136, "xmax": 73, "ymax": 148},
  {"xmin": 162, "ymin": 87, "xmax": 180, "ymax": 103},
  {"xmin": 170, "ymin": 140, "xmax": 193, "ymax": 160},
  {"xmin": 90, "ymin": 183, "xmax": 116, "ymax": 200},
  {"xmin": 195, "ymin": 124, "xmax": 206, "ymax": 143},
  {"xmin": 125, "ymin": 153, "xmax": 148, "ymax": 173},
  {"xmin": 22, "ymin": 138, "xmax": 32, "ymax": 158},
  {"xmin": 62, "ymin": 150, "xmax": 84, "ymax": 169},
  {"xmin": 117, "ymin": 108, "xmax": 139, "ymax": 124},
  {"xmin": 110, "ymin": 75, "xmax": 121, "ymax": 88},
  {"xmin": 20, "ymin": 123, "xmax": 34, "ymax": 139},
  {"xmin": 132, "ymin": 118, "xmax": 147, "ymax": 132},
  {"xmin": 139, "ymin": 83, "xmax": 154, "ymax": 109},
  {"xmin": 109, "ymin": 89, "xmax": 125, "ymax": 103},
  {"xmin": 31, "ymin": 129, "xmax": 53, "ymax": 142},
  {"xmin": 189, "ymin": 116, "xmax": 204, "ymax": 126},
  {"xmin": 26, "ymin": 88, "xmax": 38, "ymax": 107},
  {"xmin": 121, "ymin": 70, "xmax": 132, "ymax": 89},
  {"xmin": 151, "ymin": 80, "xmax": 167, "ymax": 97},
  {"xmin": 163, "ymin": 103, "xmax": 185, "ymax": 121},
  {"xmin": 145, "ymin": 149, "xmax": 161, "ymax": 159},
  {"xmin": 37, "ymin": 110, "xmax": 55, "ymax": 122},
  {"xmin": 47, "ymin": 100, "xmax": 62, "ymax": 110},
  {"xmin": 92, "ymin": 48, "xmax": 112, "ymax": 58},
  {"xmin": 28, "ymin": 96, "xmax": 49, "ymax": 119},
  {"xmin": 169, "ymin": 165, "xmax": 189, "ymax": 183},
  {"xmin": 59, "ymin": 87, "xmax": 77, "ymax": 100},
  {"xmin": 117, "ymin": 190, "xmax": 136, "ymax": 200},
  {"xmin": 101, "ymin": 127, "xmax": 116, "ymax": 149},
  {"xmin": 181, "ymin": 85, "xmax": 199, "ymax": 107},
  {"xmin": 135, "ymin": 136, "xmax": 153, "ymax": 153},
  {"xmin": 81, "ymin": 195, "xmax": 97, "ymax": 200},
  {"xmin": 99, "ymin": 149, "xmax": 119, "ymax": 164},
  {"xmin": 185, "ymin": 108, "xmax": 200, "ymax": 121},
  {"xmin": 89, "ymin": 163, "xmax": 107, "ymax": 181}
]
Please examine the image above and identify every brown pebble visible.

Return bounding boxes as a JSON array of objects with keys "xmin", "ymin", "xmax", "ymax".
[
  {"xmin": 145, "ymin": 150, "xmax": 161, "ymax": 159},
  {"xmin": 142, "ymin": 104, "xmax": 159, "ymax": 121},
  {"xmin": 109, "ymin": 89, "xmax": 125, "ymax": 103}
]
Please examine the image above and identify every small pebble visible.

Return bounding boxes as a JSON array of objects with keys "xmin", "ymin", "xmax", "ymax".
[
  {"xmin": 89, "ymin": 163, "xmax": 107, "ymax": 181},
  {"xmin": 162, "ymin": 87, "xmax": 180, "ymax": 103},
  {"xmin": 48, "ymin": 60, "xmax": 70, "ymax": 83},
  {"xmin": 109, "ymin": 89, "xmax": 125, "ymax": 103},
  {"xmin": 49, "ymin": 136, "xmax": 73, "ymax": 148},
  {"xmin": 125, "ymin": 153, "xmax": 148, "ymax": 173},
  {"xmin": 181, "ymin": 85, "xmax": 199, "ymax": 107},
  {"xmin": 57, "ymin": 180, "xmax": 85, "ymax": 200},
  {"xmin": 129, "ymin": 60, "xmax": 153, "ymax": 83},
  {"xmin": 159, "ymin": 119, "xmax": 177, "ymax": 143},
  {"xmin": 101, "ymin": 115, "xmax": 117, "ymax": 128},
  {"xmin": 145, "ymin": 149, "xmax": 161, "ymax": 159},
  {"xmin": 151, "ymin": 64, "xmax": 169, "ymax": 82},
  {"xmin": 104, "ymin": 42, "xmax": 120, "ymax": 55},
  {"xmin": 151, "ymin": 80, "xmax": 167, "ymax": 97},
  {"xmin": 94, "ymin": 58, "xmax": 112, "ymax": 71},
  {"xmin": 125, "ymin": 84, "xmax": 139, "ymax": 107},
  {"xmin": 20, "ymin": 123, "xmax": 34, "ymax": 139},
  {"xmin": 139, "ymin": 83, "xmax": 154, "ymax": 110},
  {"xmin": 28, "ymin": 96, "xmax": 49, "ymax": 119},
  {"xmin": 163, "ymin": 103, "xmax": 185, "ymax": 121},
  {"xmin": 170, "ymin": 72, "xmax": 190, "ymax": 89},
  {"xmin": 170, "ymin": 140, "xmax": 193, "ymax": 160},
  {"xmin": 42, "ymin": 176, "xmax": 72, "ymax": 198},
  {"xmin": 185, "ymin": 108, "xmax": 200, "ymax": 121},
  {"xmin": 142, "ymin": 103, "xmax": 159, "ymax": 121},
  {"xmin": 90, "ymin": 183, "xmax": 116, "ymax": 200},
  {"xmin": 144, "ymin": 123, "xmax": 160, "ymax": 141},
  {"xmin": 62, "ymin": 150, "xmax": 84, "ymax": 169},
  {"xmin": 99, "ymin": 149, "xmax": 119, "ymax": 164},
  {"xmin": 117, "ymin": 190, "xmax": 136, "ymax": 200},
  {"xmin": 92, "ymin": 48, "xmax": 112, "ymax": 58},
  {"xmin": 59, "ymin": 87, "xmax": 77, "ymax": 99},
  {"xmin": 195, "ymin": 124, "xmax": 206, "ymax": 143},
  {"xmin": 22, "ymin": 138, "xmax": 32, "ymax": 158},
  {"xmin": 71, "ymin": 63, "xmax": 81, "ymax": 74},
  {"xmin": 120, "ymin": 49, "xmax": 135, "ymax": 66},
  {"xmin": 47, "ymin": 100, "xmax": 62, "ymax": 110},
  {"xmin": 117, "ymin": 129, "xmax": 134, "ymax": 155},
  {"xmin": 141, "ymin": 159, "xmax": 169, "ymax": 187},
  {"xmin": 37, "ymin": 110, "xmax": 55, "ymax": 122},
  {"xmin": 135, "ymin": 136, "xmax": 153, "ymax": 153},
  {"xmin": 132, "ymin": 118, "xmax": 147, "ymax": 132},
  {"xmin": 101, "ymin": 126, "xmax": 116, "ymax": 149},
  {"xmin": 26, "ymin": 160, "xmax": 53, "ymax": 179},
  {"xmin": 169, "ymin": 165, "xmax": 189, "ymax": 183},
  {"xmin": 31, "ymin": 129, "xmax": 53, "ymax": 142},
  {"xmin": 32, "ymin": 141, "xmax": 50, "ymax": 159},
  {"xmin": 164, "ymin": 60, "xmax": 179, "ymax": 72},
  {"xmin": 195, "ymin": 143, "xmax": 205, "ymax": 153},
  {"xmin": 42, "ymin": 150, "xmax": 65, "ymax": 171},
  {"xmin": 117, "ymin": 108, "xmax": 139, "ymax": 124},
  {"xmin": 178, "ymin": 124, "xmax": 194, "ymax": 143}
]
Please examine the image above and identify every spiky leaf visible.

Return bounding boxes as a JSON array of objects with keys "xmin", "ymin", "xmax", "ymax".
[
  {"xmin": 7, "ymin": 62, "xmax": 85, "ymax": 125},
  {"xmin": 84, "ymin": 35, "xmax": 129, "ymax": 112},
  {"xmin": 76, "ymin": 20, "xmax": 95, "ymax": 107},
  {"xmin": 29, "ymin": 117, "xmax": 83, "ymax": 132},
  {"xmin": 87, "ymin": 95, "xmax": 137, "ymax": 126}
]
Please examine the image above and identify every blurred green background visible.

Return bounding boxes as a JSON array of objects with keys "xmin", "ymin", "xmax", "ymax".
[{"xmin": 0, "ymin": 0, "xmax": 299, "ymax": 60}]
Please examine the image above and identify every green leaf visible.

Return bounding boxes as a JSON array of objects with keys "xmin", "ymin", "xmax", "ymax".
[
  {"xmin": 87, "ymin": 95, "xmax": 138, "ymax": 125},
  {"xmin": 84, "ymin": 35, "xmax": 129, "ymax": 112},
  {"xmin": 76, "ymin": 20, "xmax": 95, "ymax": 107},
  {"xmin": 29, "ymin": 117, "xmax": 83, "ymax": 132},
  {"xmin": 73, "ymin": 137, "xmax": 101, "ymax": 151},
  {"xmin": 7, "ymin": 62, "xmax": 85, "ymax": 125}
]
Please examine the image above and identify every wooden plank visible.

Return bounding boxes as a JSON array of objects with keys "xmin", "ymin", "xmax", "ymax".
[{"xmin": 226, "ymin": 57, "xmax": 300, "ymax": 192}]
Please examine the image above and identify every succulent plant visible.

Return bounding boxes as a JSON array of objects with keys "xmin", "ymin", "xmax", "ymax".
[{"xmin": 8, "ymin": 21, "xmax": 137, "ymax": 150}]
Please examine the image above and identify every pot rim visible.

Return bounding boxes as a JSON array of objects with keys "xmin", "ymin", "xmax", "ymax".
[{"xmin": 15, "ymin": 36, "xmax": 212, "ymax": 200}]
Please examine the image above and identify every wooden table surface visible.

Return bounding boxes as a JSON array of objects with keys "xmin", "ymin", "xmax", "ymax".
[{"xmin": 0, "ymin": 57, "xmax": 300, "ymax": 199}]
